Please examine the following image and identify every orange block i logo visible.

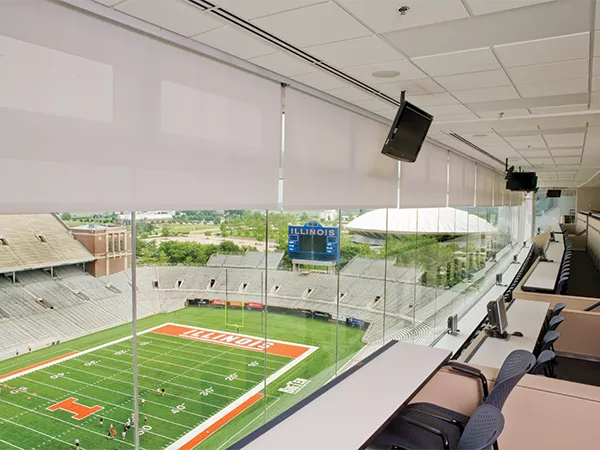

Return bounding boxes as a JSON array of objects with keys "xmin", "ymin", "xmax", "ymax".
[{"xmin": 47, "ymin": 397, "xmax": 103, "ymax": 420}]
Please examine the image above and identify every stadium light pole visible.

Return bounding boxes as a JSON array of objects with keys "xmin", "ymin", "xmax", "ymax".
[{"xmin": 131, "ymin": 211, "xmax": 140, "ymax": 449}]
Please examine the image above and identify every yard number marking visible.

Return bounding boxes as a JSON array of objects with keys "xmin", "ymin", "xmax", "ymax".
[
  {"xmin": 225, "ymin": 373, "xmax": 238, "ymax": 381},
  {"xmin": 172, "ymin": 403, "xmax": 186, "ymax": 414}
]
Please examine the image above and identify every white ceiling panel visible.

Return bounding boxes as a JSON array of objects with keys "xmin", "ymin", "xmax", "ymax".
[
  {"xmin": 344, "ymin": 60, "xmax": 427, "ymax": 85},
  {"xmin": 383, "ymin": 1, "xmax": 590, "ymax": 58},
  {"xmin": 477, "ymin": 109, "xmax": 530, "ymax": 118},
  {"xmin": 426, "ymin": 104, "xmax": 473, "ymax": 116},
  {"xmin": 214, "ymin": 0, "xmax": 326, "ymax": 20},
  {"xmin": 407, "ymin": 93, "xmax": 460, "ymax": 107},
  {"xmin": 555, "ymin": 157, "xmax": 582, "ymax": 165},
  {"xmin": 252, "ymin": 2, "xmax": 371, "ymax": 48},
  {"xmin": 506, "ymin": 59, "xmax": 589, "ymax": 84},
  {"xmin": 306, "ymin": 36, "xmax": 401, "ymax": 68},
  {"xmin": 435, "ymin": 69, "xmax": 511, "ymax": 91},
  {"xmin": 324, "ymin": 86, "xmax": 373, "ymax": 103},
  {"xmin": 550, "ymin": 148, "xmax": 583, "ymax": 156},
  {"xmin": 595, "ymin": 32, "xmax": 600, "ymax": 56},
  {"xmin": 516, "ymin": 78, "xmax": 589, "ymax": 98},
  {"xmin": 375, "ymin": 78, "xmax": 446, "ymax": 96},
  {"xmin": 116, "ymin": 0, "xmax": 224, "ymax": 37},
  {"xmin": 519, "ymin": 149, "xmax": 552, "ymax": 157},
  {"xmin": 192, "ymin": 26, "xmax": 276, "ymax": 59},
  {"xmin": 248, "ymin": 52, "xmax": 316, "ymax": 77},
  {"xmin": 494, "ymin": 32, "xmax": 590, "ymax": 68},
  {"xmin": 411, "ymin": 48, "xmax": 501, "ymax": 77},
  {"xmin": 592, "ymin": 77, "xmax": 600, "ymax": 92},
  {"xmin": 544, "ymin": 132, "xmax": 586, "ymax": 147},
  {"xmin": 453, "ymin": 86, "xmax": 520, "ymax": 103},
  {"xmin": 336, "ymin": 0, "xmax": 469, "ymax": 34},
  {"xmin": 466, "ymin": 0, "xmax": 556, "ymax": 16},
  {"xmin": 433, "ymin": 112, "xmax": 480, "ymax": 122},
  {"xmin": 351, "ymin": 97, "xmax": 394, "ymax": 112},
  {"xmin": 592, "ymin": 57, "xmax": 600, "ymax": 76},
  {"xmin": 505, "ymin": 135, "xmax": 547, "ymax": 148},
  {"xmin": 530, "ymin": 104, "xmax": 588, "ymax": 114},
  {"xmin": 528, "ymin": 158, "xmax": 556, "ymax": 165},
  {"xmin": 291, "ymin": 70, "xmax": 348, "ymax": 90},
  {"xmin": 93, "ymin": 0, "xmax": 125, "ymax": 5}
]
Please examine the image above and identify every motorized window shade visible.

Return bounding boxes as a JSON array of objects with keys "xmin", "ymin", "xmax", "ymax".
[
  {"xmin": 400, "ymin": 142, "xmax": 448, "ymax": 208},
  {"xmin": 448, "ymin": 152, "xmax": 475, "ymax": 207},
  {"xmin": 283, "ymin": 88, "xmax": 398, "ymax": 210},
  {"xmin": 0, "ymin": 0, "xmax": 282, "ymax": 212},
  {"xmin": 493, "ymin": 172, "xmax": 505, "ymax": 206},
  {"xmin": 475, "ymin": 165, "xmax": 494, "ymax": 207}
]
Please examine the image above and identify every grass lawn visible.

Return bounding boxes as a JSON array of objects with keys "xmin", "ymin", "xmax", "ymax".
[{"xmin": 0, "ymin": 308, "xmax": 365, "ymax": 449}]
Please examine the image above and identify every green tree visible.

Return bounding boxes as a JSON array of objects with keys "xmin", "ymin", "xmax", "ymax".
[{"xmin": 61, "ymin": 212, "xmax": 72, "ymax": 221}]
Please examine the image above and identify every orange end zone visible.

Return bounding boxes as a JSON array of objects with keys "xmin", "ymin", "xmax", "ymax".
[
  {"xmin": 0, "ymin": 351, "xmax": 79, "ymax": 380},
  {"xmin": 179, "ymin": 393, "xmax": 264, "ymax": 450},
  {"xmin": 152, "ymin": 324, "xmax": 310, "ymax": 358}
]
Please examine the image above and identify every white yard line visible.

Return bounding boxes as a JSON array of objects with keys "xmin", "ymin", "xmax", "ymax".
[
  {"xmin": 20, "ymin": 375, "xmax": 193, "ymax": 431},
  {"xmin": 0, "ymin": 347, "xmax": 76, "ymax": 373},
  {"xmin": 215, "ymin": 397, "xmax": 281, "ymax": 450},
  {"xmin": 0, "ymin": 416, "xmax": 81, "ymax": 449},
  {"xmin": 0, "ymin": 437, "xmax": 25, "ymax": 449}
]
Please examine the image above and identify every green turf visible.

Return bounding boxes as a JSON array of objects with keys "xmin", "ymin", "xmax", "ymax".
[{"xmin": 0, "ymin": 308, "xmax": 365, "ymax": 449}]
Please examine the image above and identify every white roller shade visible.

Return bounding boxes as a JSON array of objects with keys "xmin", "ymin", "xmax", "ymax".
[
  {"xmin": 476, "ymin": 166, "xmax": 494, "ymax": 207},
  {"xmin": 505, "ymin": 190, "xmax": 513, "ymax": 206},
  {"xmin": 0, "ymin": 0, "xmax": 282, "ymax": 212},
  {"xmin": 448, "ymin": 152, "xmax": 475, "ymax": 207},
  {"xmin": 493, "ymin": 172, "xmax": 505, "ymax": 207},
  {"xmin": 283, "ymin": 88, "xmax": 398, "ymax": 210},
  {"xmin": 400, "ymin": 142, "xmax": 448, "ymax": 208}
]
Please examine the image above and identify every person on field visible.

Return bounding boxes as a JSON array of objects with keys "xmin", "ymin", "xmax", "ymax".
[
  {"xmin": 74, "ymin": 439, "xmax": 80, "ymax": 449},
  {"xmin": 99, "ymin": 417, "xmax": 103, "ymax": 428},
  {"xmin": 122, "ymin": 424, "xmax": 127, "ymax": 440}
]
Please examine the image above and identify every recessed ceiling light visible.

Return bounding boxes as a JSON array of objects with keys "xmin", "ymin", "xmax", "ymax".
[{"xmin": 372, "ymin": 70, "xmax": 400, "ymax": 79}]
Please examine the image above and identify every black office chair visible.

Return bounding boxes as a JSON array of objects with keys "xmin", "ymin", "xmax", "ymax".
[
  {"xmin": 546, "ymin": 303, "xmax": 566, "ymax": 323},
  {"xmin": 547, "ymin": 315, "xmax": 564, "ymax": 332},
  {"xmin": 531, "ymin": 350, "xmax": 556, "ymax": 377},
  {"xmin": 537, "ymin": 330, "xmax": 560, "ymax": 355},
  {"xmin": 378, "ymin": 404, "xmax": 505, "ymax": 450}
]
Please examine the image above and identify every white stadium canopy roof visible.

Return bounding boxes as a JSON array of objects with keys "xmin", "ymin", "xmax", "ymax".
[{"xmin": 346, "ymin": 208, "xmax": 496, "ymax": 236}]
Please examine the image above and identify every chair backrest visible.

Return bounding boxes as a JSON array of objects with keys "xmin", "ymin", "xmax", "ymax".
[
  {"xmin": 548, "ymin": 315, "xmax": 564, "ymax": 332},
  {"xmin": 551, "ymin": 303, "xmax": 566, "ymax": 317},
  {"xmin": 540, "ymin": 330, "xmax": 560, "ymax": 353},
  {"xmin": 531, "ymin": 350, "xmax": 556, "ymax": 375},
  {"xmin": 486, "ymin": 350, "xmax": 535, "ymax": 410},
  {"xmin": 457, "ymin": 405, "xmax": 505, "ymax": 450}
]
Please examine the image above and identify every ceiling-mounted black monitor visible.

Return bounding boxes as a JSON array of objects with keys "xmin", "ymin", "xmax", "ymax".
[
  {"xmin": 547, "ymin": 189, "xmax": 562, "ymax": 198},
  {"xmin": 381, "ymin": 101, "xmax": 434, "ymax": 163},
  {"xmin": 506, "ymin": 171, "xmax": 538, "ymax": 191}
]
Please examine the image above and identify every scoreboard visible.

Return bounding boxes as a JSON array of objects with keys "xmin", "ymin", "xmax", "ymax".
[{"xmin": 288, "ymin": 222, "xmax": 339, "ymax": 262}]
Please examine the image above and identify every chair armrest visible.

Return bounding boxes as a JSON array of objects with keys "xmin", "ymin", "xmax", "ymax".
[
  {"xmin": 445, "ymin": 361, "xmax": 489, "ymax": 400},
  {"xmin": 401, "ymin": 414, "xmax": 450, "ymax": 450}
]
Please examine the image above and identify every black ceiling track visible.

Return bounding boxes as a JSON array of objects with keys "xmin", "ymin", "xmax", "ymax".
[
  {"xmin": 448, "ymin": 133, "xmax": 505, "ymax": 166},
  {"xmin": 185, "ymin": 0, "xmax": 402, "ymax": 108}
]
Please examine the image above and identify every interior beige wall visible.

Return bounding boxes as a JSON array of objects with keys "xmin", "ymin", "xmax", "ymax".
[
  {"xmin": 577, "ymin": 187, "xmax": 600, "ymax": 211},
  {"xmin": 554, "ymin": 309, "xmax": 600, "ymax": 358},
  {"xmin": 514, "ymin": 291, "xmax": 598, "ymax": 310}
]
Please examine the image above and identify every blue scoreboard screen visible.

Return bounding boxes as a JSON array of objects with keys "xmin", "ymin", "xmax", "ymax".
[{"xmin": 288, "ymin": 222, "xmax": 339, "ymax": 262}]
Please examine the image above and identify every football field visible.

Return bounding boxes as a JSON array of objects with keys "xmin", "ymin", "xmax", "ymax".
[{"xmin": 0, "ymin": 308, "xmax": 365, "ymax": 449}]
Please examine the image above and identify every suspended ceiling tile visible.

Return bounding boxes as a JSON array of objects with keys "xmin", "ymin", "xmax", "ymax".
[
  {"xmin": 115, "ymin": 0, "xmax": 224, "ymax": 37},
  {"xmin": 344, "ymin": 60, "xmax": 427, "ymax": 85},
  {"xmin": 516, "ymin": 78, "xmax": 589, "ymax": 98},
  {"xmin": 550, "ymin": 148, "xmax": 583, "ymax": 156},
  {"xmin": 192, "ymin": 26, "xmax": 277, "ymax": 59},
  {"xmin": 375, "ymin": 78, "xmax": 446, "ymax": 97},
  {"xmin": 93, "ymin": 0, "xmax": 125, "ymax": 5},
  {"xmin": 530, "ymin": 104, "xmax": 588, "ymax": 114},
  {"xmin": 544, "ymin": 132, "xmax": 586, "ymax": 147},
  {"xmin": 595, "ymin": 32, "xmax": 600, "ymax": 56},
  {"xmin": 554, "ymin": 157, "xmax": 582, "ymax": 165},
  {"xmin": 433, "ymin": 112, "xmax": 480, "ymax": 122},
  {"xmin": 494, "ymin": 32, "xmax": 590, "ymax": 68},
  {"xmin": 252, "ymin": 2, "xmax": 371, "ymax": 48},
  {"xmin": 426, "ymin": 104, "xmax": 473, "ymax": 116},
  {"xmin": 291, "ymin": 70, "xmax": 348, "ymax": 90},
  {"xmin": 352, "ymin": 97, "xmax": 395, "ymax": 112},
  {"xmin": 518, "ymin": 149, "xmax": 552, "ymax": 157},
  {"xmin": 453, "ymin": 86, "xmax": 520, "ymax": 103},
  {"xmin": 383, "ymin": 1, "xmax": 590, "ymax": 58},
  {"xmin": 505, "ymin": 134, "xmax": 547, "ymax": 148},
  {"xmin": 467, "ymin": 93, "xmax": 590, "ymax": 112},
  {"xmin": 465, "ymin": 0, "xmax": 556, "ymax": 16},
  {"xmin": 306, "ymin": 36, "xmax": 402, "ymax": 68},
  {"xmin": 411, "ymin": 48, "xmax": 501, "ymax": 77},
  {"xmin": 336, "ymin": 0, "xmax": 469, "ymax": 34},
  {"xmin": 406, "ymin": 92, "xmax": 460, "ymax": 107},
  {"xmin": 324, "ymin": 86, "xmax": 373, "ymax": 103},
  {"xmin": 592, "ymin": 77, "xmax": 600, "ymax": 92},
  {"xmin": 248, "ymin": 52, "xmax": 316, "ymax": 77},
  {"xmin": 477, "ymin": 109, "xmax": 530, "ymax": 118},
  {"xmin": 507, "ymin": 59, "xmax": 589, "ymax": 85},
  {"xmin": 214, "ymin": 0, "xmax": 326, "ymax": 20},
  {"xmin": 435, "ymin": 69, "xmax": 511, "ymax": 91}
]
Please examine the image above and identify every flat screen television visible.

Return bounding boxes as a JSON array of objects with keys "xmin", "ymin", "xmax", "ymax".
[
  {"xmin": 547, "ymin": 189, "xmax": 562, "ymax": 198},
  {"xmin": 506, "ymin": 171, "xmax": 537, "ymax": 191},
  {"xmin": 381, "ymin": 101, "xmax": 434, "ymax": 162}
]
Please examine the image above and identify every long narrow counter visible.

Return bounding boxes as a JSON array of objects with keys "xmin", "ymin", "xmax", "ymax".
[
  {"xmin": 522, "ymin": 233, "xmax": 564, "ymax": 293},
  {"xmin": 232, "ymin": 341, "xmax": 450, "ymax": 450}
]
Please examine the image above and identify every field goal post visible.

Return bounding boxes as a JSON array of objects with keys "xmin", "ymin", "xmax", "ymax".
[{"xmin": 224, "ymin": 269, "xmax": 245, "ymax": 330}]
